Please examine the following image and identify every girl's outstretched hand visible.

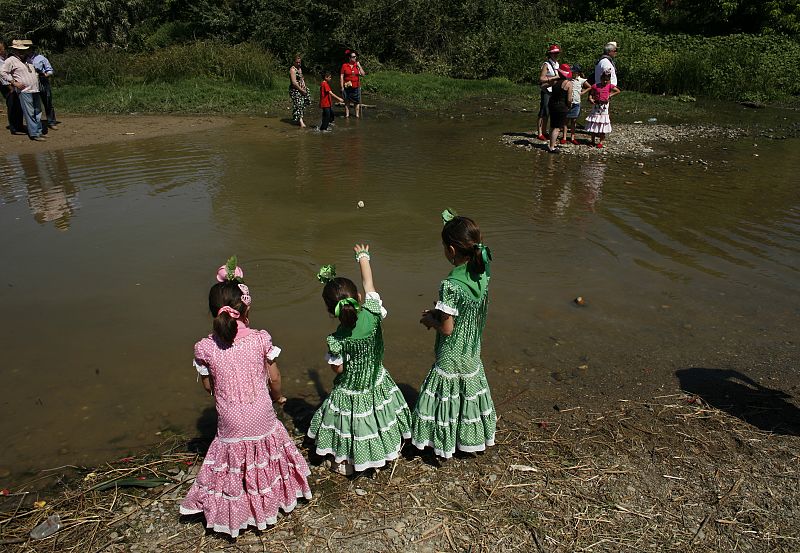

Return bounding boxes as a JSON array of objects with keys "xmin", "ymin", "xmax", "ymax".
[
  {"xmin": 354, "ymin": 243, "xmax": 370, "ymax": 260},
  {"xmin": 420, "ymin": 309, "xmax": 438, "ymax": 330},
  {"xmin": 274, "ymin": 396, "xmax": 287, "ymax": 405}
]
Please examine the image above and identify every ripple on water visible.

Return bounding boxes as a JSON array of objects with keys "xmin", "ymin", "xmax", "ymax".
[{"xmin": 246, "ymin": 254, "xmax": 319, "ymax": 308}]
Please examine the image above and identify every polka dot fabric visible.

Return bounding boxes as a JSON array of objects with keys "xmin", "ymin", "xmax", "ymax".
[
  {"xmin": 180, "ymin": 330, "xmax": 312, "ymax": 537},
  {"xmin": 308, "ymin": 294, "xmax": 412, "ymax": 471},
  {"xmin": 411, "ymin": 278, "xmax": 496, "ymax": 458}
]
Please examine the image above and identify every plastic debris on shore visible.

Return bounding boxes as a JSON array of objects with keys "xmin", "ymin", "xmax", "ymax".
[{"xmin": 30, "ymin": 514, "xmax": 62, "ymax": 540}]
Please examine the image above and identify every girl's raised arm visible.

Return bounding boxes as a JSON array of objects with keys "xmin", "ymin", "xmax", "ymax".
[
  {"xmin": 354, "ymin": 244, "xmax": 375, "ymax": 294},
  {"xmin": 610, "ymin": 86, "xmax": 621, "ymax": 98}
]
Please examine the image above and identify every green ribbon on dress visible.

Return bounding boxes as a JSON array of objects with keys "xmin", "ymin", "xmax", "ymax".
[
  {"xmin": 334, "ymin": 297, "xmax": 361, "ymax": 317},
  {"xmin": 446, "ymin": 262, "xmax": 488, "ymax": 300}
]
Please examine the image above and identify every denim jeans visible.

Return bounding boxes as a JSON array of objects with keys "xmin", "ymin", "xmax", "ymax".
[
  {"xmin": 18, "ymin": 91, "xmax": 42, "ymax": 138},
  {"xmin": 320, "ymin": 107, "xmax": 334, "ymax": 131}
]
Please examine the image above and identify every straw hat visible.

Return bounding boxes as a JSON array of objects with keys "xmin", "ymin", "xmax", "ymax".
[{"xmin": 10, "ymin": 39, "xmax": 30, "ymax": 50}]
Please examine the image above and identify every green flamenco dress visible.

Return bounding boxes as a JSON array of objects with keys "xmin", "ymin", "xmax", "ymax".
[
  {"xmin": 307, "ymin": 293, "xmax": 412, "ymax": 471},
  {"xmin": 411, "ymin": 264, "xmax": 496, "ymax": 458}
]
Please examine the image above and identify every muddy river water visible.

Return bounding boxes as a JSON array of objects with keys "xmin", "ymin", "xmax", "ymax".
[{"xmin": 1, "ymin": 109, "xmax": 799, "ymax": 481}]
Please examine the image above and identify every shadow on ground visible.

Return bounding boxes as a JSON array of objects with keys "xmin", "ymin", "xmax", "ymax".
[{"xmin": 676, "ymin": 367, "xmax": 800, "ymax": 436}]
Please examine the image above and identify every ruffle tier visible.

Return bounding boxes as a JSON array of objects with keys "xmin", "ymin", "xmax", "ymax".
[
  {"xmin": 308, "ymin": 368, "xmax": 411, "ymax": 471},
  {"xmin": 180, "ymin": 423, "xmax": 312, "ymax": 538},
  {"xmin": 411, "ymin": 364, "xmax": 496, "ymax": 458}
]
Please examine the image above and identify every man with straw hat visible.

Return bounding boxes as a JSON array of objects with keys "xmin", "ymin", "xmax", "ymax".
[{"xmin": 0, "ymin": 40, "xmax": 45, "ymax": 140}]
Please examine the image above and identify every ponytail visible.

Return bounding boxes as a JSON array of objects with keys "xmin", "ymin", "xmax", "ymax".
[
  {"xmin": 208, "ymin": 281, "xmax": 246, "ymax": 347},
  {"xmin": 322, "ymin": 277, "xmax": 360, "ymax": 329},
  {"xmin": 442, "ymin": 215, "xmax": 489, "ymax": 276},
  {"xmin": 337, "ymin": 301, "xmax": 359, "ymax": 329},
  {"xmin": 213, "ymin": 311, "xmax": 238, "ymax": 346}
]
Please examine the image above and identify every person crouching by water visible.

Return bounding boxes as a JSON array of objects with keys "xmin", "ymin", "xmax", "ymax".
[
  {"xmin": 340, "ymin": 50, "xmax": 365, "ymax": 118},
  {"xmin": 0, "ymin": 40, "xmax": 44, "ymax": 141},
  {"xmin": 546, "ymin": 63, "xmax": 573, "ymax": 154},
  {"xmin": 319, "ymin": 69, "xmax": 344, "ymax": 132},
  {"xmin": 180, "ymin": 257, "xmax": 312, "ymax": 537},
  {"xmin": 536, "ymin": 44, "xmax": 561, "ymax": 141},
  {"xmin": 289, "ymin": 54, "xmax": 310, "ymax": 128},
  {"xmin": 584, "ymin": 69, "xmax": 621, "ymax": 148}
]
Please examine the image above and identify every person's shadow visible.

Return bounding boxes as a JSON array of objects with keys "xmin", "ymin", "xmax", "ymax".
[
  {"xmin": 675, "ymin": 367, "xmax": 800, "ymax": 436},
  {"xmin": 187, "ymin": 407, "xmax": 218, "ymax": 455}
]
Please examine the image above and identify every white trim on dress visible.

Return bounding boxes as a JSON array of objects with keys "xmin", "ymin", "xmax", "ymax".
[{"xmin": 434, "ymin": 301, "xmax": 459, "ymax": 316}]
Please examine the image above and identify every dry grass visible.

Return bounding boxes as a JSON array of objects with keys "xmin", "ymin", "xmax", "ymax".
[{"xmin": 2, "ymin": 394, "xmax": 798, "ymax": 552}]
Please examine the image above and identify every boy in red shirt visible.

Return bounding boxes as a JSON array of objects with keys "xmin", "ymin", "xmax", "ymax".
[{"xmin": 320, "ymin": 70, "xmax": 343, "ymax": 132}]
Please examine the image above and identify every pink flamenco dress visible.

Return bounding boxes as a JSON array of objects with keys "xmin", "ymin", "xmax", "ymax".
[{"xmin": 180, "ymin": 323, "xmax": 312, "ymax": 537}]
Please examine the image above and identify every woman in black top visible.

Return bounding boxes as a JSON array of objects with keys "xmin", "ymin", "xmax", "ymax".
[{"xmin": 546, "ymin": 64, "xmax": 573, "ymax": 153}]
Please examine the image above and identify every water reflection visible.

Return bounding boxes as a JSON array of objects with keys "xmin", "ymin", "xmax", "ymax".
[
  {"xmin": 530, "ymin": 158, "xmax": 607, "ymax": 220},
  {"xmin": 2, "ymin": 152, "xmax": 79, "ymax": 230}
]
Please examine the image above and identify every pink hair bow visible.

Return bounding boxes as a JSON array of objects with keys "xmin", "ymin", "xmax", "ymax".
[
  {"xmin": 217, "ymin": 306, "xmax": 240, "ymax": 319},
  {"xmin": 238, "ymin": 283, "xmax": 252, "ymax": 306},
  {"xmin": 216, "ymin": 265, "xmax": 244, "ymax": 283}
]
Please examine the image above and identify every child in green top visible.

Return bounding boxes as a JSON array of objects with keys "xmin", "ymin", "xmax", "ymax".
[
  {"xmin": 411, "ymin": 211, "xmax": 496, "ymax": 459},
  {"xmin": 308, "ymin": 244, "xmax": 411, "ymax": 475}
]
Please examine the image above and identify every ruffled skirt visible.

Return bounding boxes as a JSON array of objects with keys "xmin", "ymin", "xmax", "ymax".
[
  {"xmin": 411, "ymin": 363, "xmax": 496, "ymax": 458},
  {"xmin": 180, "ymin": 422, "xmax": 312, "ymax": 538},
  {"xmin": 585, "ymin": 103, "xmax": 612, "ymax": 134},
  {"xmin": 308, "ymin": 367, "xmax": 411, "ymax": 471}
]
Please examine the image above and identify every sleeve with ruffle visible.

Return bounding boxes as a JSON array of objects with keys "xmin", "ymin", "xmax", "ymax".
[
  {"xmin": 259, "ymin": 330, "xmax": 282, "ymax": 362},
  {"xmin": 362, "ymin": 291, "xmax": 388, "ymax": 319},
  {"xmin": 325, "ymin": 334, "xmax": 344, "ymax": 366},
  {"xmin": 193, "ymin": 339, "xmax": 212, "ymax": 376},
  {"xmin": 434, "ymin": 279, "xmax": 460, "ymax": 317}
]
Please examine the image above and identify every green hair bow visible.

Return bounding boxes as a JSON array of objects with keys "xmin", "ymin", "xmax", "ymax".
[
  {"xmin": 334, "ymin": 297, "xmax": 361, "ymax": 317},
  {"xmin": 317, "ymin": 264, "xmax": 336, "ymax": 284},
  {"xmin": 441, "ymin": 208, "xmax": 458, "ymax": 224},
  {"xmin": 475, "ymin": 243, "xmax": 492, "ymax": 276}
]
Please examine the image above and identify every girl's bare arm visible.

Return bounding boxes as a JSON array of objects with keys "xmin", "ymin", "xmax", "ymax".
[{"xmin": 267, "ymin": 360, "xmax": 287, "ymax": 404}]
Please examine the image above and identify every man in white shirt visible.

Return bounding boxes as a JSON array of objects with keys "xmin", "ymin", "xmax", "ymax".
[
  {"xmin": 594, "ymin": 42, "xmax": 618, "ymax": 86},
  {"xmin": 0, "ymin": 40, "xmax": 45, "ymax": 140}
]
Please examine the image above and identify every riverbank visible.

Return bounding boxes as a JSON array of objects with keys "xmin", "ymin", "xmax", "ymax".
[{"xmin": 1, "ymin": 394, "xmax": 798, "ymax": 552}]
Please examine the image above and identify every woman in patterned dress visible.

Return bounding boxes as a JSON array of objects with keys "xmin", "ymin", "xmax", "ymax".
[
  {"xmin": 289, "ymin": 54, "xmax": 310, "ymax": 128},
  {"xmin": 411, "ymin": 210, "xmax": 496, "ymax": 459},
  {"xmin": 308, "ymin": 245, "xmax": 411, "ymax": 475},
  {"xmin": 180, "ymin": 258, "xmax": 312, "ymax": 537}
]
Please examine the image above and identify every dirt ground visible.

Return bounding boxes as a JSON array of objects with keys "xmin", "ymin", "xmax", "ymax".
[
  {"xmin": 0, "ymin": 115, "xmax": 234, "ymax": 156},
  {"xmin": 1, "ymin": 394, "xmax": 798, "ymax": 553}
]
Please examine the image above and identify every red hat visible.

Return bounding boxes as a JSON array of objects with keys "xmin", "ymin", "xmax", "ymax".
[
  {"xmin": 547, "ymin": 44, "xmax": 561, "ymax": 54},
  {"xmin": 557, "ymin": 63, "xmax": 572, "ymax": 79}
]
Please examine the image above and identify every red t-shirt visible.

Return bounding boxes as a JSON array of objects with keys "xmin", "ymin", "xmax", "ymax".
[
  {"xmin": 340, "ymin": 62, "xmax": 360, "ymax": 88},
  {"xmin": 320, "ymin": 80, "xmax": 332, "ymax": 108}
]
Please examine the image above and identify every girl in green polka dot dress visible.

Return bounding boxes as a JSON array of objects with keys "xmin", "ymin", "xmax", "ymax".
[
  {"xmin": 411, "ymin": 211, "xmax": 496, "ymax": 458},
  {"xmin": 308, "ymin": 244, "xmax": 412, "ymax": 475}
]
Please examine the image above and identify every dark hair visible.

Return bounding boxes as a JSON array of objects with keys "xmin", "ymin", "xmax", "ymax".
[
  {"xmin": 324, "ymin": 69, "xmax": 333, "ymax": 78},
  {"xmin": 209, "ymin": 281, "xmax": 247, "ymax": 347},
  {"xmin": 322, "ymin": 277, "xmax": 359, "ymax": 329},
  {"xmin": 442, "ymin": 216, "xmax": 486, "ymax": 275}
]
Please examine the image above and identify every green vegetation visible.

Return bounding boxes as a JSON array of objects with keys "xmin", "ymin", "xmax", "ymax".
[{"xmin": 2, "ymin": 0, "xmax": 799, "ymax": 105}]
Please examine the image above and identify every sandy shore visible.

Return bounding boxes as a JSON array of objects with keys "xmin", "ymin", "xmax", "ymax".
[
  {"xmin": 0, "ymin": 115, "xmax": 234, "ymax": 156},
  {"xmin": 2, "ymin": 395, "xmax": 798, "ymax": 552}
]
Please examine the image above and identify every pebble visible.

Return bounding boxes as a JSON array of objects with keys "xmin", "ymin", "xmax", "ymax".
[
  {"xmin": 354, "ymin": 488, "xmax": 367, "ymax": 496},
  {"xmin": 357, "ymin": 200, "xmax": 365, "ymax": 208},
  {"xmin": 109, "ymin": 532, "xmax": 119, "ymax": 540}
]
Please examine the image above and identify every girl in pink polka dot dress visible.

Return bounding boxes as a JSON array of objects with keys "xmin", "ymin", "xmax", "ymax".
[{"xmin": 180, "ymin": 258, "xmax": 312, "ymax": 538}]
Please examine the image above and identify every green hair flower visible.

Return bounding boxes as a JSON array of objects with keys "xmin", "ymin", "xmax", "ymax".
[
  {"xmin": 317, "ymin": 264, "xmax": 336, "ymax": 284},
  {"xmin": 441, "ymin": 208, "xmax": 458, "ymax": 224}
]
